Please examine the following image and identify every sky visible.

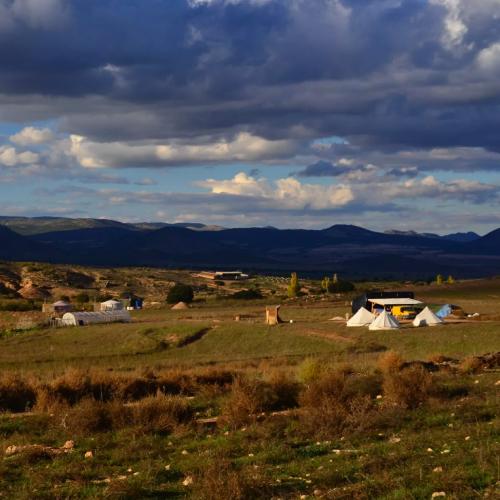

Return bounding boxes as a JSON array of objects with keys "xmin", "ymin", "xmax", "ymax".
[{"xmin": 0, "ymin": 0, "xmax": 500, "ymax": 234}]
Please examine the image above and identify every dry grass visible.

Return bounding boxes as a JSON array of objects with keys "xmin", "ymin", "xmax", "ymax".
[{"xmin": 458, "ymin": 355, "xmax": 483, "ymax": 374}]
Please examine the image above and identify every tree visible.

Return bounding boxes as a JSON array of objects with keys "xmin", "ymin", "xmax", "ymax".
[
  {"xmin": 328, "ymin": 280, "xmax": 355, "ymax": 293},
  {"xmin": 332, "ymin": 273, "xmax": 338, "ymax": 284},
  {"xmin": 167, "ymin": 283, "xmax": 194, "ymax": 304},
  {"xmin": 436, "ymin": 274, "xmax": 444, "ymax": 285},
  {"xmin": 321, "ymin": 276, "xmax": 330, "ymax": 293},
  {"xmin": 447, "ymin": 275, "xmax": 455, "ymax": 284},
  {"xmin": 74, "ymin": 292, "xmax": 90, "ymax": 304},
  {"xmin": 287, "ymin": 272, "xmax": 301, "ymax": 298}
]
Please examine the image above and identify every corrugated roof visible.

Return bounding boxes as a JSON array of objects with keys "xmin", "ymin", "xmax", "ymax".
[{"xmin": 368, "ymin": 298, "xmax": 423, "ymax": 306}]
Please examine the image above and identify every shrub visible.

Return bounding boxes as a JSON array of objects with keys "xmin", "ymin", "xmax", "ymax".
[
  {"xmin": 0, "ymin": 373, "xmax": 37, "ymax": 412},
  {"xmin": 377, "ymin": 351, "xmax": 404, "ymax": 375},
  {"xmin": 297, "ymin": 357, "xmax": 323, "ymax": 384},
  {"xmin": 382, "ymin": 365, "xmax": 432, "ymax": 409},
  {"xmin": 64, "ymin": 398, "xmax": 114, "ymax": 434},
  {"xmin": 231, "ymin": 289, "xmax": 263, "ymax": 300},
  {"xmin": 131, "ymin": 394, "xmax": 193, "ymax": 434},
  {"xmin": 167, "ymin": 283, "xmax": 194, "ymax": 304},
  {"xmin": 192, "ymin": 456, "xmax": 254, "ymax": 500},
  {"xmin": 459, "ymin": 356, "xmax": 483, "ymax": 374},
  {"xmin": 327, "ymin": 280, "xmax": 355, "ymax": 293},
  {"xmin": 220, "ymin": 377, "xmax": 263, "ymax": 428}
]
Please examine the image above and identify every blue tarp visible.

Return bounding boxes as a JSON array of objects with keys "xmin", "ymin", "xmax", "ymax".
[{"xmin": 436, "ymin": 304, "xmax": 452, "ymax": 319}]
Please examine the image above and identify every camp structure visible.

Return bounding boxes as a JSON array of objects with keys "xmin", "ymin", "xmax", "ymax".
[
  {"xmin": 368, "ymin": 310, "xmax": 400, "ymax": 331},
  {"xmin": 352, "ymin": 291, "xmax": 415, "ymax": 314},
  {"xmin": 436, "ymin": 304, "xmax": 465, "ymax": 319},
  {"xmin": 42, "ymin": 300, "xmax": 73, "ymax": 314},
  {"xmin": 171, "ymin": 301, "xmax": 189, "ymax": 310},
  {"xmin": 265, "ymin": 305, "xmax": 283, "ymax": 325},
  {"xmin": 413, "ymin": 307, "xmax": 444, "ymax": 327},
  {"xmin": 61, "ymin": 310, "xmax": 131, "ymax": 326},
  {"xmin": 100, "ymin": 299, "xmax": 124, "ymax": 312},
  {"xmin": 347, "ymin": 307, "xmax": 375, "ymax": 327}
]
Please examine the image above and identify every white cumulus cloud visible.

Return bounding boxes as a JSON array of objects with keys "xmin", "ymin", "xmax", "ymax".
[{"xmin": 10, "ymin": 126, "xmax": 55, "ymax": 145}]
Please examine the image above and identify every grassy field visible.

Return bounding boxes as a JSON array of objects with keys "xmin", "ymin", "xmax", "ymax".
[{"xmin": 0, "ymin": 277, "xmax": 498, "ymax": 498}]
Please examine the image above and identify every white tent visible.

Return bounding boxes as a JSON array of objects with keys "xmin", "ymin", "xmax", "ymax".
[
  {"xmin": 100, "ymin": 299, "xmax": 124, "ymax": 312},
  {"xmin": 347, "ymin": 307, "xmax": 375, "ymax": 327},
  {"xmin": 62, "ymin": 310, "xmax": 131, "ymax": 326},
  {"xmin": 369, "ymin": 310, "xmax": 400, "ymax": 331},
  {"xmin": 413, "ymin": 306, "xmax": 443, "ymax": 327}
]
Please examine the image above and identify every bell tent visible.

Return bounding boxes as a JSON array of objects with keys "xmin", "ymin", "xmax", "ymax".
[
  {"xmin": 347, "ymin": 307, "xmax": 375, "ymax": 327},
  {"xmin": 413, "ymin": 307, "xmax": 443, "ymax": 327},
  {"xmin": 369, "ymin": 310, "xmax": 400, "ymax": 331}
]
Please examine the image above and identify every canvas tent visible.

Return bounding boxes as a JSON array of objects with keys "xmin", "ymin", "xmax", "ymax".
[
  {"xmin": 369, "ymin": 310, "xmax": 400, "ymax": 331},
  {"xmin": 347, "ymin": 307, "xmax": 374, "ymax": 327},
  {"xmin": 171, "ymin": 301, "xmax": 189, "ymax": 310},
  {"xmin": 413, "ymin": 307, "xmax": 443, "ymax": 327},
  {"xmin": 43, "ymin": 300, "xmax": 73, "ymax": 314},
  {"xmin": 61, "ymin": 310, "xmax": 131, "ymax": 326},
  {"xmin": 100, "ymin": 299, "xmax": 124, "ymax": 312}
]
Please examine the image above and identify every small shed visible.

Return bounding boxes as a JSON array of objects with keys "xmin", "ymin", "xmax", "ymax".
[
  {"xmin": 61, "ymin": 310, "xmax": 131, "ymax": 326},
  {"xmin": 100, "ymin": 299, "xmax": 124, "ymax": 312},
  {"xmin": 265, "ymin": 305, "xmax": 283, "ymax": 325}
]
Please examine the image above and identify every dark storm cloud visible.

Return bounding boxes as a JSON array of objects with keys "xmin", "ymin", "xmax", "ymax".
[
  {"xmin": 296, "ymin": 161, "xmax": 344, "ymax": 177},
  {"xmin": 0, "ymin": 0, "xmax": 500, "ymax": 158}
]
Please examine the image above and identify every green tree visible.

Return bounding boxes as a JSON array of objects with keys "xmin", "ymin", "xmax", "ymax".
[
  {"xmin": 321, "ymin": 276, "xmax": 330, "ymax": 293},
  {"xmin": 287, "ymin": 272, "xmax": 301, "ymax": 298},
  {"xmin": 332, "ymin": 273, "xmax": 338, "ymax": 284},
  {"xmin": 436, "ymin": 274, "xmax": 444, "ymax": 285},
  {"xmin": 447, "ymin": 275, "xmax": 455, "ymax": 284},
  {"xmin": 74, "ymin": 292, "xmax": 90, "ymax": 304},
  {"xmin": 167, "ymin": 283, "xmax": 194, "ymax": 304},
  {"xmin": 328, "ymin": 280, "xmax": 355, "ymax": 293}
]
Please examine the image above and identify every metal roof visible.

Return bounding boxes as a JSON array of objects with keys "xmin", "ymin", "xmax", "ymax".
[{"xmin": 368, "ymin": 298, "xmax": 423, "ymax": 306}]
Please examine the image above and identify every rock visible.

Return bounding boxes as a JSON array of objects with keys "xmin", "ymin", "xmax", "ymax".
[
  {"xmin": 84, "ymin": 451, "xmax": 93, "ymax": 459},
  {"xmin": 63, "ymin": 440, "xmax": 75, "ymax": 450},
  {"xmin": 431, "ymin": 492, "xmax": 446, "ymax": 498},
  {"xmin": 182, "ymin": 476, "xmax": 193, "ymax": 487}
]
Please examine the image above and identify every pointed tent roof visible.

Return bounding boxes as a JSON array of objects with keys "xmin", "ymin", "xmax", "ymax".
[
  {"xmin": 413, "ymin": 306, "xmax": 443, "ymax": 327},
  {"xmin": 171, "ymin": 301, "xmax": 189, "ymax": 310},
  {"xmin": 369, "ymin": 310, "xmax": 400, "ymax": 331},
  {"xmin": 101, "ymin": 299, "xmax": 121, "ymax": 305},
  {"xmin": 347, "ymin": 307, "xmax": 375, "ymax": 327}
]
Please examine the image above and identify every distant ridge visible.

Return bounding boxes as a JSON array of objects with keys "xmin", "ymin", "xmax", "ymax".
[{"xmin": 0, "ymin": 216, "xmax": 498, "ymax": 278}]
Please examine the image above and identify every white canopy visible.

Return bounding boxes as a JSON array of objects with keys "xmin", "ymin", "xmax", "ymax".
[
  {"xmin": 100, "ymin": 299, "xmax": 124, "ymax": 311},
  {"xmin": 413, "ymin": 306, "xmax": 443, "ymax": 327},
  {"xmin": 369, "ymin": 310, "xmax": 400, "ymax": 331},
  {"xmin": 368, "ymin": 298, "xmax": 423, "ymax": 306},
  {"xmin": 347, "ymin": 307, "xmax": 375, "ymax": 327}
]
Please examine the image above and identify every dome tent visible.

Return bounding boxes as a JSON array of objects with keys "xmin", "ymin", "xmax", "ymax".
[
  {"xmin": 413, "ymin": 307, "xmax": 443, "ymax": 327},
  {"xmin": 347, "ymin": 307, "xmax": 374, "ymax": 327},
  {"xmin": 369, "ymin": 310, "xmax": 400, "ymax": 331},
  {"xmin": 100, "ymin": 299, "xmax": 124, "ymax": 312}
]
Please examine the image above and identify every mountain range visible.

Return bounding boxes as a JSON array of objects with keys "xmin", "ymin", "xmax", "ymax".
[{"xmin": 0, "ymin": 216, "xmax": 499, "ymax": 279}]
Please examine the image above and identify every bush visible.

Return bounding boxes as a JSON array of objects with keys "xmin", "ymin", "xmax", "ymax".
[
  {"xmin": 0, "ymin": 373, "xmax": 37, "ymax": 412},
  {"xmin": 327, "ymin": 280, "xmax": 355, "ymax": 293},
  {"xmin": 131, "ymin": 394, "xmax": 193, "ymax": 434},
  {"xmin": 64, "ymin": 398, "xmax": 115, "ymax": 434},
  {"xmin": 231, "ymin": 289, "xmax": 263, "ymax": 300},
  {"xmin": 167, "ymin": 283, "xmax": 194, "ymax": 304},
  {"xmin": 459, "ymin": 356, "xmax": 483, "ymax": 374},
  {"xmin": 74, "ymin": 292, "xmax": 90, "ymax": 304},
  {"xmin": 382, "ymin": 365, "xmax": 432, "ymax": 409}
]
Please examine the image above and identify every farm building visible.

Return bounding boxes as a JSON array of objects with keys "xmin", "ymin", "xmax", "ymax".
[
  {"xmin": 61, "ymin": 310, "xmax": 131, "ymax": 326},
  {"xmin": 99, "ymin": 299, "xmax": 124, "ymax": 312},
  {"xmin": 42, "ymin": 300, "xmax": 73, "ymax": 314},
  {"xmin": 196, "ymin": 271, "xmax": 249, "ymax": 281}
]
